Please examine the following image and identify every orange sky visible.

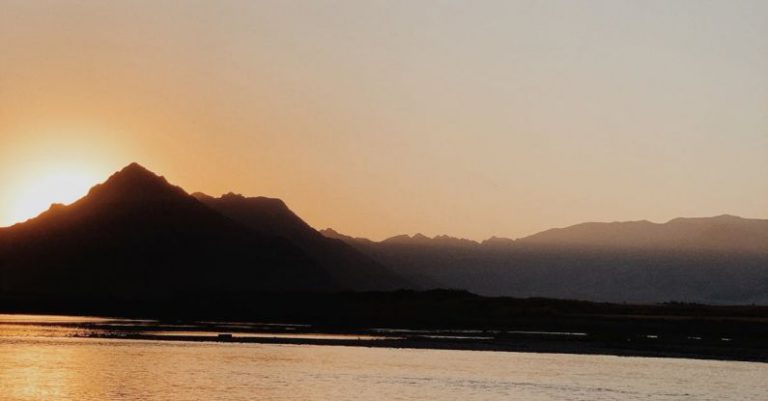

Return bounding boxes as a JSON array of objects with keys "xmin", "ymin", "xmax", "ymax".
[{"xmin": 1, "ymin": 1, "xmax": 767, "ymax": 240}]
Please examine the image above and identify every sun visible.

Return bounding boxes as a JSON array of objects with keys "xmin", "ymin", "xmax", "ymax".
[{"xmin": 4, "ymin": 167, "xmax": 101, "ymax": 226}]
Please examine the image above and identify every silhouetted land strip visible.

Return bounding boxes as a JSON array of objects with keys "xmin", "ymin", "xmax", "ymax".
[
  {"xmin": 3, "ymin": 290, "xmax": 768, "ymax": 363},
  {"xmin": 82, "ymin": 333, "xmax": 767, "ymax": 364}
]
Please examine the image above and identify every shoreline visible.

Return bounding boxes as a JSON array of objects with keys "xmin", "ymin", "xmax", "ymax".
[
  {"xmin": 4, "ymin": 293, "xmax": 768, "ymax": 365},
  {"xmin": 82, "ymin": 331, "xmax": 768, "ymax": 364}
]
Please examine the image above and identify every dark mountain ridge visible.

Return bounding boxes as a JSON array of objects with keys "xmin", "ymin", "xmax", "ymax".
[
  {"xmin": 192, "ymin": 192, "xmax": 406, "ymax": 290},
  {"xmin": 0, "ymin": 163, "xmax": 405, "ymax": 302}
]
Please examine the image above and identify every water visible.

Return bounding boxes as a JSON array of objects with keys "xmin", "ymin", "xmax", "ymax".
[{"xmin": 0, "ymin": 316, "xmax": 766, "ymax": 401}]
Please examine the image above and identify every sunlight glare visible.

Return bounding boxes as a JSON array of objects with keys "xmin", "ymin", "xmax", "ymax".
[{"xmin": 6, "ymin": 168, "xmax": 100, "ymax": 226}]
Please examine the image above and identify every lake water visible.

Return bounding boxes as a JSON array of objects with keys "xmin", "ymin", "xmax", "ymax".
[{"xmin": 0, "ymin": 316, "xmax": 766, "ymax": 401}]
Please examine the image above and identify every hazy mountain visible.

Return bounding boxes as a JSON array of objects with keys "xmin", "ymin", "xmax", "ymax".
[
  {"xmin": 380, "ymin": 234, "xmax": 479, "ymax": 248},
  {"xmin": 323, "ymin": 217, "xmax": 768, "ymax": 304},
  {"xmin": 517, "ymin": 215, "xmax": 768, "ymax": 253},
  {"xmin": 0, "ymin": 163, "xmax": 404, "ymax": 303}
]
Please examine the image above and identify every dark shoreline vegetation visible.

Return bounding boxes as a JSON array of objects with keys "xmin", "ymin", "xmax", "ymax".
[{"xmin": 3, "ymin": 289, "xmax": 768, "ymax": 364}]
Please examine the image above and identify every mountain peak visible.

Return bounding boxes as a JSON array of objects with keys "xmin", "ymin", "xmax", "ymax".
[
  {"xmin": 122, "ymin": 161, "xmax": 150, "ymax": 172},
  {"xmin": 320, "ymin": 227, "xmax": 341, "ymax": 236},
  {"xmin": 667, "ymin": 214, "xmax": 746, "ymax": 225},
  {"xmin": 84, "ymin": 163, "xmax": 188, "ymax": 204},
  {"xmin": 481, "ymin": 236, "xmax": 516, "ymax": 247},
  {"xmin": 109, "ymin": 162, "xmax": 165, "ymax": 183},
  {"xmin": 221, "ymin": 192, "xmax": 246, "ymax": 200}
]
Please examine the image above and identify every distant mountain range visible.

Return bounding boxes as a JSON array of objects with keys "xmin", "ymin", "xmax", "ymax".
[
  {"xmin": 0, "ymin": 163, "xmax": 766, "ymax": 306},
  {"xmin": 322, "ymin": 216, "xmax": 768, "ymax": 304},
  {"xmin": 325, "ymin": 215, "xmax": 768, "ymax": 252}
]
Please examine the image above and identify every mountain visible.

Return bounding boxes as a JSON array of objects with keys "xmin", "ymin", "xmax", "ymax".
[
  {"xmin": 2, "ymin": 163, "xmax": 765, "ymax": 306},
  {"xmin": 0, "ymin": 163, "xmax": 404, "ymax": 304},
  {"xmin": 320, "ymin": 228, "xmax": 374, "ymax": 245},
  {"xmin": 517, "ymin": 215, "xmax": 768, "ymax": 253},
  {"xmin": 192, "ymin": 192, "xmax": 407, "ymax": 290},
  {"xmin": 323, "ymin": 217, "xmax": 768, "ymax": 304},
  {"xmin": 380, "ymin": 234, "xmax": 479, "ymax": 248}
]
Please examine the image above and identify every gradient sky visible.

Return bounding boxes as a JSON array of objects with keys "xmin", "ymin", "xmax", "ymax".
[{"xmin": 1, "ymin": 0, "xmax": 766, "ymax": 240}]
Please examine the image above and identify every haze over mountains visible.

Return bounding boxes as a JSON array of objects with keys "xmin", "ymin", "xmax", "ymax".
[
  {"xmin": 324, "ymin": 215, "xmax": 768, "ymax": 252},
  {"xmin": 516, "ymin": 215, "xmax": 768, "ymax": 253},
  {"xmin": 322, "ymin": 217, "xmax": 768, "ymax": 304},
  {"xmin": 0, "ymin": 163, "xmax": 766, "ymax": 306}
]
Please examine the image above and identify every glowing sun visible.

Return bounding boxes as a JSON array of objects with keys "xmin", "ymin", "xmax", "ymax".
[{"xmin": 5, "ymin": 167, "xmax": 101, "ymax": 226}]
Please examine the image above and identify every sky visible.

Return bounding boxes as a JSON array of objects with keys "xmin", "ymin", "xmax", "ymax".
[{"xmin": 0, "ymin": 0, "xmax": 766, "ymax": 240}]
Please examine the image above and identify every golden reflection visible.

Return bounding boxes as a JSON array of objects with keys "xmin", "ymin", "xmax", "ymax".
[{"xmin": 3, "ymin": 343, "xmax": 75, "ymax": 400}]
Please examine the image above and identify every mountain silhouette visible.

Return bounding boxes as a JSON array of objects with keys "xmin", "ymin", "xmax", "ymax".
[
  {"xmin": 379, "ymin": 233, "xmax": 478, "ymax": 248},
  {"xmin": 517, "ymin": 215, "xmax": 768, "ymax": 253},
  {"xmin": 0, "ymin": 163, "xmax": 404, "ymax": 303},
  {"xmin": 192, "ymin": 192, "xmax": 407, "ymax": 290},
  {"xmin": 1, "ymin": 163, "xmax": 765, "ymax": 306},
  {"xmin": 323, "ymin": 216, "xmax": 768, "ymax": 304}
]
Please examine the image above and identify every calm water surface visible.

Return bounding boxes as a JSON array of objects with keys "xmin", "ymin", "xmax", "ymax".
[{"xmin": 0, "ymin": 316, "xmax": 766, "ymax": 401}]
